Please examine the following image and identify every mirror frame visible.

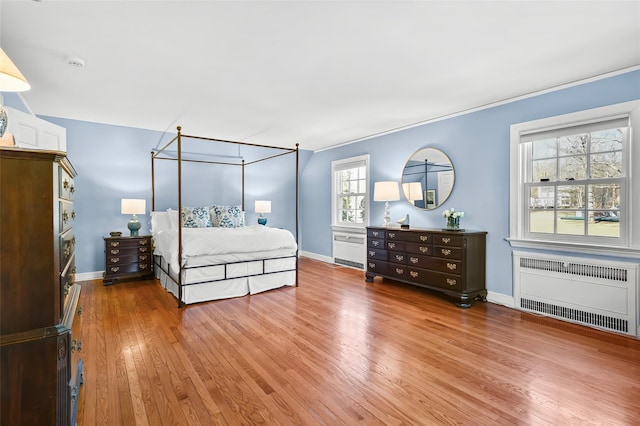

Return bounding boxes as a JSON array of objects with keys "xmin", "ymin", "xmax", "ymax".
[{"xmin": 401, "ymin": 147, "xmax": 455, "ymax": 210}]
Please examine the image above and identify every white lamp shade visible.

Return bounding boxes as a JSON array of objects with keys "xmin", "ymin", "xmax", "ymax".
[
  {"xmin": 373, "ymin": 181, "xmax": 400, "ymax": 202},
  {"xmin": 402, "ymin": 182, "xmax": 423, "ymax": 201},
  {"xmin": 0, "ymin": 48, "xmax": 30, "ymax": 92},
  {"xmin": 255, "ymin": 200, "xmax": 271, "ymax": 214},
  {"xmin": 121, "ymin": 198, "xmax": 146, "ymax": 215}
]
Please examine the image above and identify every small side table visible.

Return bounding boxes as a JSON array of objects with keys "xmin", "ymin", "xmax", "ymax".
[{"xmin": 103, "ymin": 235, "xmax": 154, "ymax": 285}]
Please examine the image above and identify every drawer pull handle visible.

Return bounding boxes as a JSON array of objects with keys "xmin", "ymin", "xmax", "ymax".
[
  {"xmin": 419, "ymin": 246, "xmax": 429, "ymax": 253},
  {"xmin": 420, "ymin": 235, "xmax": 429, "ymax": 242},
  {"xmin": 111, "ymin": 266, "xmax": 120, "ymax": 273},
  {"xmin": 111, "ymin": 258, "xmax": 119, "ymax": 263},
  {"xmin": 388, "ymin": 242, "xmax": 396, "ymax": 249},
  {"xmin": 388, "ymin": 232, "xmax": 396, "ymax": 238},
  {"xmin": 71, "ymin": 210, "xmax": 76, "ymax": 219},
  {"xmin": 140, "ymin": 264, "xmax": 148, "ymax": 269},
  {"xmin": 64, "ymin": 283, "xmax": 70, "ymax": 295},
  {"xmin": 447, "ymin": 263, "xmax": 457, "ymax": 270},
  {"xmin": 441, "ymin": 237, "xmax": 451, "ymax": 244},
  {"xmin": 395, "ymin": 255, "xmax": 404, "ymax": 261},
  {"xmin": 63, "ymin": 179, "xmax": 69, "ymax": 189},
  {"xmin": 372, "ymin": 240, "xmax": 379, "ymax": 246},
  {"xmin": 111, "ymin": 241, "xmax": 120, "ymax": 247},
  {"xmin": 72, "ymin": 237, "xmax": 76, "ymax": 246},
  {"xmin": 70, "ymin": 339, "xmax": 77, "ymax": 352},
  {"xmin": 64, "ymin": 246, "xmax": 70, "ymax": 257},
  {"xmin": 111, "ymin": 249, "xmax": 119, "ymax": 255},
  {"xmin": 78, "ymin": 306, "xmax": 83, "ymax": 316},
  {"xmin": 70, "ymin": 185, "xmax": 75, "ymax": 194},
  {"xmin": 140, "ymin": 255, "xmax": 148, "ymax": 261},
  {"xmin": 368, "ymin": 262, "xmax": 376, "ymax": 268},
  {"xmin": 441, "ymin": 249, "xmax": 451, "ymax": 256},
  {"xmin": 410, "ymin": 271, "xmax": 419, "ymax": 278},
  {"xmin": 395, "ymin": 268, "xmax": 404, "ymax": 274},
  {"xmin": 140, "ymin": 239, "xmax": 149, "ymax": 245},
  {"xmin": 446, "ymin": 278, "xmax": 457, "ymax": 286},
  {"xmin": 139, "ymin": 247, "xmax": 148, "ymax": 253},
  {"xmin": 410, "ymin": 257, "xmax": 419, "ymax": 264},
  {"xmin": 62, "ymin": 212, "xmax": 69, "ymax": 223},
  {"xmin": 368, "ymin": 251, "xmax": 375, "ymax": 256},
  {"xmin": 372, "ymin": 231, "xmax": 379, "ymax": 237},
  {"xmin": 77, "ymin": 342, "xmax": 83, "ymax": 352}
]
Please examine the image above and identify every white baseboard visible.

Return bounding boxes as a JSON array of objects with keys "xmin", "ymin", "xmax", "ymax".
[
  {"xmin": 487, "ymin": 291, "xmax": 515, "ymax": 308},
  {"xmin": 300, "ymin": 250, "xmax": 333, "ymax": 264},
  {"xmin": 75, "ymin": 271, "xmax": 104, "ymax": 282}
]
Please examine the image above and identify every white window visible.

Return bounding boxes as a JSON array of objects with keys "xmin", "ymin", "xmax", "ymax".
[
  {"xmin": 509, "ymin": 101, "xmax": 640, "ymax": 257},
  {"xmin": 331, "ymin": 155, "xmax": 370, "ymax": 229}
]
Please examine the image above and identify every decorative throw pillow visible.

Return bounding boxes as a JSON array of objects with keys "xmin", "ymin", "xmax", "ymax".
[
  {"xmin": 210, "ymin": 205, "xmax": 244, "ymax": 228},
  {"xmin": 181, "ymin": 206, "xmax": 213, "ymax": 228}
]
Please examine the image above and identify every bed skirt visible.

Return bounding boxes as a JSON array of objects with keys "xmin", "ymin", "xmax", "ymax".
[{"xmin": 154, "ymin": 254, "xmax": 297, "ymax": 305}]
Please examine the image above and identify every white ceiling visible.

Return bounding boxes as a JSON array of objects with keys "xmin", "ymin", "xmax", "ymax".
[{"xmin": 1, "ymin": 1, "xmax": 639, "ymax": 151}]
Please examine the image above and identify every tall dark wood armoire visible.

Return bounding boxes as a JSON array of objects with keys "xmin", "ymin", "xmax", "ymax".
[{"xmin": 0, "ymin": 147, "xmax": 83, "ymax": 425}]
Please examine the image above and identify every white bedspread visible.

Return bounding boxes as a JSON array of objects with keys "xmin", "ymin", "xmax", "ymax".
[{"xmin": 154, "ymin": 225, "xmax": 297, "ymax": 272}]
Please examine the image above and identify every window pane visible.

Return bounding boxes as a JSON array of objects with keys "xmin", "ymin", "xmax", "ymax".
[
  {"xmin": 529, "ymin": 209, "xmax": 554, "ymax": 233},
  {"xmin": 558, "ymin": 134, "xmax": 588, "ymax": 155},
  {"xmin": 529, "ymin": 186, "xmax": 554, "ymax": 208},
  {"xmin": 588, "ymin": 183, "xmax": 620, "ymax": 209},
  {"xmin": 590, "ymin": 152, "xmax": 622, "ymax": 178},
  {"xmin": 532, "ymin": 159, "xmax": 556, "ymax": 182},
  {"xmin": 557, "ymin": 185, "xmax": 585, "ymax": 209},
  {"xmin": 532, "ymin": 138, "xmax": 556, "ymax": 159},
  {"xmin": 559, "ymin": 155, "xmax": 587, "ymax": 181},
  {"xmin": 557, "ymin": 210, "xmax": 585, "ymax": 235},
  {"xmin": 591, "ymin": 128, "xmax": 623, "ymax": 153},
  {"xmin": 589, "ymin": 210, "xmax": 619, "ymax": 237}
]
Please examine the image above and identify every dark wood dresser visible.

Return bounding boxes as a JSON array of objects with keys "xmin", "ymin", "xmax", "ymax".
[
  {"xmin": 0, "ymin": 147, "xmax": 83, "ymax": 425},
  {"xmin": 103, "ymin": 235, "xmax": 154, "ymax": 284},
  {"xmin": 365, "ymin": 226, "xmax": 487, "ymax": 307}
]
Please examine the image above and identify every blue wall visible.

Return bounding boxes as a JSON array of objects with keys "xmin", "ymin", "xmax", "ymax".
[
  {"xmin": 4, "ymin": 69, "xmax": 638, "ymax": 297},
  {"xmin": 300, "ymin": 69, "xmax": 640, "ymax": 297}
]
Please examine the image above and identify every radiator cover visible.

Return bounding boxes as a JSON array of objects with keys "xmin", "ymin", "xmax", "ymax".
[{"xmin": 513, "ymin": 252, "xmax": 638, "ymax": 337}]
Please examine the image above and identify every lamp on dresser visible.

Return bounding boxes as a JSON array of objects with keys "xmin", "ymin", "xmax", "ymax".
[
  {"xmin": 255, "ymin": 200, "xmax": 271, "ymax": 225},
  {"xmin": 373, "ymin": 181, "xmax": 400, "ymax": 227},
  {"xmin": 0, "ymin": 47, "xmax": 31, "ymax": 139},
  {"xmin": 121, "ymin": 198, "xmax": 146, "ymax": 236}
]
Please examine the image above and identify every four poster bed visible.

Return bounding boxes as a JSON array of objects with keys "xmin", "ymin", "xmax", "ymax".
[{"xmin": 150, "ymin": 127, "xmax": 299, "ymax": 307}]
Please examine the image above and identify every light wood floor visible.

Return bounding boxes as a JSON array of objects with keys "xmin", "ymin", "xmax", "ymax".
[{"xmin": 76, "ymin": 257, "xmax": 640, "ymax": 425}]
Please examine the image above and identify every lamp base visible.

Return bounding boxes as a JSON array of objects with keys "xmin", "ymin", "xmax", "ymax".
[
  {"xmin": 258, "ymin": 216, "xmax": 267, "ymax": 226},
  {"xmin": 128, "ymin": 215, "xmax": 141, "ymax": 236}
]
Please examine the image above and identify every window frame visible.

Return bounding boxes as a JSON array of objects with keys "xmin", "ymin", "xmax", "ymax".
[
  {"xmin": 509, "ymin": 100, "xmax": 640, "ymax": 258},
  {"xmin": 331, "ymin": 154, "xmax": 370, "ymax": 231}
]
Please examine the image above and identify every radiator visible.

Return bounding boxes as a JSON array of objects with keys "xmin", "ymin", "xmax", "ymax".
[
  {"xmin": 333, "ymin": 232, "xmax": 366, "ymax": 270},
  {"xmin": 513, "ymin": 252, "xmax": 638, "ymax": 337}
]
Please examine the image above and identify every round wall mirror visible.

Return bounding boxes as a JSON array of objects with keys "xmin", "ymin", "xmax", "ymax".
[{"xmin": 401, "ymin": 147, "xmax": 455, "ymax": 210}]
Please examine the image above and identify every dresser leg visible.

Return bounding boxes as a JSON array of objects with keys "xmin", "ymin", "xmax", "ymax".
[
  {"xmin": 365, "ymin": 273, "xmax": 374, "ymax": 282},
  {"xmin": 455, "ymin": 294, "xmax": 472, "ymax": 308}
]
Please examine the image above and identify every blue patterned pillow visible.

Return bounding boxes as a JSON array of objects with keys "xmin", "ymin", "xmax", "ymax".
[
  {"xmin": 210, "ymin": 205, "xmax": 244, "ymax": 228},
  {"xmin": 181, "ymin": 206, "xmax": 212, "ymax": 228}
]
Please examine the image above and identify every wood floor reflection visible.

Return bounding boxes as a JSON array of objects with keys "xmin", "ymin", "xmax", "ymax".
[{"xmin": 76, "ymin": 257, "xmax": 640, "ymax": 425}]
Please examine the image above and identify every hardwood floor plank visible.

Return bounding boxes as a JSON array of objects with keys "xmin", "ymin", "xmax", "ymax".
[{"xmin": 75, "ymin": 257, "xmax": 640, "ymax": 425}]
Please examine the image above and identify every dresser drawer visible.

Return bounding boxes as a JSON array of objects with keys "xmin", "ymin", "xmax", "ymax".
[
  {"xmin": 433, "ymin": 245, "xmax": 462, "ymax": 260},
  {"xmin": 107, "ymin": 253, "xmax": 139, "ymax": 266},
  {"xmin": 387, "ymin": 230, "xmax": 432, "ymax": 243},
  {"xmin": 60, "ymin": 229, "xmax": 75, "ymax": 271},
  {"xmin": 366, "ymin": 259, "xmax": 389, "ymax": 275},
  {"xmin": 59, "ymin": 200, "xmax": 75, "ymax": 233},
  {"xmin": 367, "ymin": 238, "xmax": 384, "ymax": 249},
  {"xmin": 406, "ymin": 253, "xmax": 431, "ymax": 268},
  {"xmin": 406, "ymin": 267, "xmax": 461, "ymax": 291},
  {"xmin": 59, "ymin": 167, "xmax": 75, "ymax": 201},
  {"xmin": 367, "ymin": 248, "xmax": 387, "ymax": 261},
  {"xmin": 105, "ymin": 262, "xmax": 149, "ymax": 276},
  {"xmin": 385, "ymin": 240, "xmax": 405, "ymax": 251},
  {"xmin": 388, "ymin": 251, "xmax": 407, "ymax": 264},
  {"xmin": 434, "ymin": 234, "xmax": 463, "ymax": 247},
  {"xmin": 405, "ymin": 242, "xmax": 432, "ymax": 256},
  {"xmin": 367, "ymin": 228, "xmax": 385, "ymax": 239}
]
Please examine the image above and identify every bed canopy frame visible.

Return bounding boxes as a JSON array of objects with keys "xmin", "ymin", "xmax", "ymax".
[{"xmin": 150, "ymin": 126, "xmax": 299, "ymax": 307}]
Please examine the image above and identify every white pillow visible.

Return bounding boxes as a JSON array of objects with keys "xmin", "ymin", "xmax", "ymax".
[
  {"xmin": 151, "ymin": 211, "xmax": 172, "ymax": 234},
  {"xmin": 166, "ymin": 208, "xmax": 179, "ymax": 229}
]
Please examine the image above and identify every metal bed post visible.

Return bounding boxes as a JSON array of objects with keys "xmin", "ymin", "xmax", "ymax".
[
  {"xmin": 151, "ymin": 151, "xmax": 155, "ymax": 211},
  {"xmin": 241, "ymin": 159, "xmax": 245, "ymax": 211},
  {"xmin": 177, "ymin": 126, "xmax": 183, "ymax": 308},
  {"xmin": 295, "ymin": 143, "xmax": 299, "ymax": 287}
]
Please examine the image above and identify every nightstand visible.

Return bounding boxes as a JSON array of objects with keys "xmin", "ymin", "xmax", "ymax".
[{"xmin": 103, "ymin": 235, "xmax": 154, "ymax": 285}]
